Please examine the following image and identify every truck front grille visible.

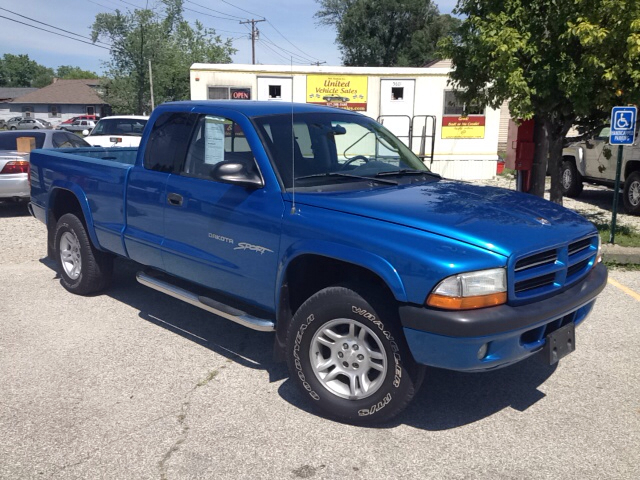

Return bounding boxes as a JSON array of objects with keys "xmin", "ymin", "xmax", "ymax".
[{"xmin": 511, "ymin": 235, "xmax": 599, "ymax": 301}]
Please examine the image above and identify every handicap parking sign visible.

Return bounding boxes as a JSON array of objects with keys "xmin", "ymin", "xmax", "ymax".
[{"xmin": 610, "ymin": 106, "xmax": 637, "ymax": 145}]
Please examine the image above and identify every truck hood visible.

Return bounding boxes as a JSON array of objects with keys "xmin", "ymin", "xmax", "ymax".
[{"xmin": 293, "ymin": 180, "xmax": 596, "ymax": 257}]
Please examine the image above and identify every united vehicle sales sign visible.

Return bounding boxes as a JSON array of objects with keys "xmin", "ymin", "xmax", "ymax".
[{"xmin": 609, "ymin": 106, "xmax": 637, "ymax": 145}]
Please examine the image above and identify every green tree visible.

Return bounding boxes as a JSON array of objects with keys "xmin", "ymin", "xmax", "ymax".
[
  {"xmin": 316, "ymin": 0, "xmax": 459, "ymax": 66},
  {"xmin": 0, "ymin": 54, "xmax": 54, "ymax": 87},
  {"xmin": 56, "ymin": 66, "xmax": 100, "ymax": 79},
  {"xmin": 91, "ymin": 0, "xmax": 235, "ymax": 114},
  {"xmin": 440, "ymin": 0, "xmax": 640, "ymax": 204}
]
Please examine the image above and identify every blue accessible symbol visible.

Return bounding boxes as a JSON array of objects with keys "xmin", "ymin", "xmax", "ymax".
[{"xmin": 609, "ymin": 106, "xmax": 637, "ymax": 145}]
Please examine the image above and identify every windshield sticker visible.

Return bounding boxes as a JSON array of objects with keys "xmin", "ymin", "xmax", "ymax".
[{"xmin": 204, "ymin": 116, "xmax": 227, "ymax": 164}]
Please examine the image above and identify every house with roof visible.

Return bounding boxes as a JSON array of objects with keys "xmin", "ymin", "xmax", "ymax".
[
  {"xmin": 0, "ymin": 87, "xmax": 38, "ymax": 125},
  {"xmin": 1, "ymin": 79, "xmax": 110, "ymax": 126}
]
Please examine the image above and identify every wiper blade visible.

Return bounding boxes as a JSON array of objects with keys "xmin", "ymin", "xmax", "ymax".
[
  {"xmin": 375, "ymin": 169, "xmax": 441, "ymax": 178},
  {"xmin": 295, "ymin": 172, "xmax": 397, "ymax": 185}
]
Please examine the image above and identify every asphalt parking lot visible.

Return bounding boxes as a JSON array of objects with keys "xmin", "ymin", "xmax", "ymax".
[{"xmin": 1, "ymin": 201, "xmax": 639, "ymax": 480}]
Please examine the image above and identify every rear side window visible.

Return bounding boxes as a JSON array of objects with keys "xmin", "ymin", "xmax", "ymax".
[
  {"xmin": 144, "ymin": 112, "xmax": 197, "ymax": 173},
  {"xmin": 52, "ymin": 132, "xmax": 89, "ymax": 148},
  {"xmin": 0, "ymin": 132, "xmax": 46, "ymax": 150}
]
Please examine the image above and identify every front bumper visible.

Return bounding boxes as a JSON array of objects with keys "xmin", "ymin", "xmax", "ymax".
[{"xmin": 400, "ymin": 262, "xmax": 607, "ymax": 371}]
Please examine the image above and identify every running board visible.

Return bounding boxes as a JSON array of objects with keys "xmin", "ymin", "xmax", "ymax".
[{"xmin": 136, "ymin": 272, "xmax": 275, "ymax": 332}]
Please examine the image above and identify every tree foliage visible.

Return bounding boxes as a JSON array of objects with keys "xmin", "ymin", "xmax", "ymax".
[
  {"xmin": 440, "ymin": 0, "xmax": 640, "ymax": 203},
  {"xmin": 91, "ymin": 0, "xmax": 235, "ymax": 114},
  {"xmin": 0, "ymin": 54, "xmax": 54, "ymax": 88},
  {"xmin": 56, "ymin": 66, "xmax": 100, "ymax": 80},
  {"xmin": 316, "ymin": 0, "xmax": 459, "ymax": 66}
]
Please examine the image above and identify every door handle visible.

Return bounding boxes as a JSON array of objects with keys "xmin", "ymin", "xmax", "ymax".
[{"xmin": 167, "ymin": 193, "xmax": 183, "ymax": 206}]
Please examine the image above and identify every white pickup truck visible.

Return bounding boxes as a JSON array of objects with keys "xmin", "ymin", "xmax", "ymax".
[{"xmin": 561, "ymin": 126, "xmax": 640, "ymax": 214}]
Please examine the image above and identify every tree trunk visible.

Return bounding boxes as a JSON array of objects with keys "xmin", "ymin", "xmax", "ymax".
[
  {"xmin": 546, "ymin": 128, "xmax": 566, "ymax": 205},
  {"xmin": 528, "ymin": 115, "xmax": 548, "ymax": 197}
]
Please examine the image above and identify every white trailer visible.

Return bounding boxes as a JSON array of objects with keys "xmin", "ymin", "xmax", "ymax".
[{"xmin": 190, "ymin": 63, "xmax": 501, "ymax": 180}]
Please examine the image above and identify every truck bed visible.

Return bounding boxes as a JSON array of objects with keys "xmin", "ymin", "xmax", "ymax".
[{"xmin": 29, "ymin": 147, "xmax": 139, "ymax": 257}]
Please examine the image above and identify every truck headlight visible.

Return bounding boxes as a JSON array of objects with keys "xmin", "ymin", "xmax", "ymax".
[{"xmin": 426, "ymin": 268, "xmax": 507, "ymax": 310}]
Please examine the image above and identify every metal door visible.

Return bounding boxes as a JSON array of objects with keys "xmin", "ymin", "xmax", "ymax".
[{"xmin": 379, "ymin": 79, "xmax": 415, "ymax": 146}]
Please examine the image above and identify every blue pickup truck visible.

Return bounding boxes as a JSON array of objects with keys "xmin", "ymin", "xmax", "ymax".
[{"xmin": 29, "ymin": 101, "xmax": 607, "ymax": 424}]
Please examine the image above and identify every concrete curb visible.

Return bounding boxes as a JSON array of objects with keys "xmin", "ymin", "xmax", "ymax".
[{"xmin": 601, "ymin": 244, "xmax": 640, "ymax": 265}]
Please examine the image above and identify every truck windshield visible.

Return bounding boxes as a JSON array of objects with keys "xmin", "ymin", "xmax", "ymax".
[
  {"xmin": 252, "ymin": 112, "xmax": 433, "ymax": 190},
  {"xmin": 90, "ymin": 118, "xmax": 148, "ymax": 137}
]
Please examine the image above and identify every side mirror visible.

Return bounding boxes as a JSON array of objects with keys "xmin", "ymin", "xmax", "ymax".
[
  {"xmin": 211, "ymin": 161, "xmax": 263, "ymax": 189},
  {"xmin": 82, "ymin": 129, "xmax": 89, "ymax": 136}
]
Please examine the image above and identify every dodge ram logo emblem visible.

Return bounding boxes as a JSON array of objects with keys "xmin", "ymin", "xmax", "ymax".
[{"xmin": 535, "ymin": 217, "xmax": 551, "ymax": 225}]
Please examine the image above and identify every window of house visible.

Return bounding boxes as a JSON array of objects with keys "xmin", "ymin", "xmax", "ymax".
[
  {"xmin": 443, "ymin": 91, "xmax": 484, "ymax": 116},
  {"xmin": 86, "ymin": 106, "xmax": 95, "ymax": 115},
  {"xmin": 49, "ymin": 105, "xmax": 60, "ymax": 118},
  {"xmin": 269, "ymin": 85, "xmax": 282, "ymax": 99},
  {"xmin": 144, "ymin": 112, "xmax": 198, "ymax": 173},
  {"xmin": 391, "ymin": 87, "xmax": 404, "ymax": 101},
  {"xmin": 22, "ymin": 106, "xmax": 33, "ymax": 118},
  {"xmin": 208, "ymin": 87, "xmax": 230, "ymax": 100},
  {"xmin": 182, "ymin": 115, "xmax": 257, "ymax": 181}
]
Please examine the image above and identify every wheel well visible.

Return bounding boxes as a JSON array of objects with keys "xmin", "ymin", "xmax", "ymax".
[
  {"xmin": 624, "ymin": 160, "xmax": 640, "ymax": 180},
  {"xmin": 274, "ymin": 254, "xmax": 398, "ymax": 359},
  {"xmin": 46, "ymin": 189, "xmax": 85, "ymax": 256}
]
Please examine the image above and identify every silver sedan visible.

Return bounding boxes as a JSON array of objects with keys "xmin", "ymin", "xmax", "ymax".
[
  {"xmin": 9, "ymin": 118, "xmax": 52, "ymax": 130},
  {"xmin": 0, "ymin": 130, "xmax": 90, "ymax": 201}
]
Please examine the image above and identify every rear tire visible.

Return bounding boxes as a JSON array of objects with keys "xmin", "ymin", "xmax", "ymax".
[
  {"xmin": 623, "ymin": 171, "xmax": 640, "ymax": 215},
  {"xmin": 10, "ymin": 126, "xmax": 16, "ymax": 130},
  {"xmin": 54, "ymin": 213, "xmax": 113, "ymax": 295},
  {"xmin": 286, "ymin": 285, "xmax": 423, "ymax": 425},
  {"xmin": 560, "ymin": 159, "xmax": 583, "ymax": 197}
]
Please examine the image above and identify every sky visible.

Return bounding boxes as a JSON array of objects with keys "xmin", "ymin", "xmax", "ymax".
[{"xmin": 0, "ymin": 0, "xmax": 458, "ymax": 75}]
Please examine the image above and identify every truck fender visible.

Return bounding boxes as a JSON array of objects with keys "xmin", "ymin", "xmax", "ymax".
[
  {"xmin": 47, "ymin": 182, "xmax": 103, "ymax": 251},
  {"xmin": 276, "ymin": 239, "xmax": 408, "ymax": 304}
]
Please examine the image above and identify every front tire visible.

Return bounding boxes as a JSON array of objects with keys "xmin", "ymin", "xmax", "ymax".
[
  {"xmin": 286, "ymin": 286, "xmax": 423, "ymax": 425},
  {"xmin": 54, "ymin": 213, "xmax": 113, "ymax": 295},
  {"xmin": 10, "ymin": 126, "xmax": 16, "ymax": 130},
  {"xmin": 560, "ymin": 159, "xmax": 583, "ymax": 197},
  {"xmin": 623, "ymin": 171, "xmax": 640, "ymax": 215}
]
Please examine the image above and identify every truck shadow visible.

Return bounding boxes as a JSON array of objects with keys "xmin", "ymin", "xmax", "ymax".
[
  {"xmin": 0, "ymin": 200, "xmax": 30, "ymax": 217},
  {"xmin": 40, "ymin": 256, "xmax": 558, "ymax": 430}
]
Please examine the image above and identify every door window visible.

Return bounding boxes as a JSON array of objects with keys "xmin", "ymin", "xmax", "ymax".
[{"xmin": 182, "ymin": 115, "xmax": 257, "ymax": 181}]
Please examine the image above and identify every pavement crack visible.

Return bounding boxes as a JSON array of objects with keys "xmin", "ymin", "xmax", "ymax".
[{"xmin": 158, "ymin": 366, "xmax": 222, "ymax": 480}]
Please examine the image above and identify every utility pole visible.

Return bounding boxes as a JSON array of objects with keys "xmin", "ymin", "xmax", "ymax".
[
  {"xmin": 239, "ymin": 18, "xmax": 265, "ymax": 64},
  {"xmin": 311, "ymin": 61, "xmax": 326, "ymax": 66},
  {"xmin": 148, "ymin": 60, "xmax": 155, "ymax": 111}
]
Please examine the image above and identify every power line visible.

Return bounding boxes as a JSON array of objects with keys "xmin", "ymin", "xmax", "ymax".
[
  {"xmin": 265, "ymin": 20, "xmax": 322, "ymax": 63},
  {"xmin": 0, "ymin": 7, "xmax": 112, "ymax": 48},
  {"xmin": 85, "ymin": 0, "xmax": 118, "ymax": 12},
  {"xmin": 219, "ymin": 0, "xmax": 263, "ymax": 18},
  {"xmin": 0, "ymin": 14, "xmax": 110, "ymax": 50},
  {"xmin": 259, "ymin": 32, "xmax": 317, "ymax": 64},
  {"xmin": 185, "ymin": 1, "xmax": 247, "ymax": 21},
  {"xmin": 257, "ymin": 39, "xmax": 308, "ymax": 65}
]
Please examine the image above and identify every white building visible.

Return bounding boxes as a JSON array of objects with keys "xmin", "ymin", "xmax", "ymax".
[{"xmin": 190, "ymin": 63, "xmax": 502, "ymax": 180}]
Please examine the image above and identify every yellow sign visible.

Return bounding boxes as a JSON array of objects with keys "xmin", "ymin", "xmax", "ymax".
[
  {"xmin": 441, "ymin": 115, "xmax": 486, "ymax": 139},
  {"xmin": 306, "ymin": 75, "xmax": 368, "ymax": 111}
]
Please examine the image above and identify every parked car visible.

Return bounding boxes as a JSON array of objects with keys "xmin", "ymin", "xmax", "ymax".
[
  {"xmin": 59, "ymin": 119, "xmax": 96, "ymax": 133},
  {"xmin": 561, "ymin": 125, "xmax": 640, "ymax": 214},
  {"xmin": 9, "ymin": 118, "xmax": 52, "ymax": 130},
  {"xmin": 5, "ymin": 117, "xmax": 26, "ymax": 129},
  {"xmin": 60, "ymin": 114, "xmax": 100, "ymax": 125},
  {"xmin": 0, "ymin": 130, "xmax": 90, "ymax": 201},
  {"xmin": 83, "ymin": 115, "xmax": 149, "ymax": 147}
]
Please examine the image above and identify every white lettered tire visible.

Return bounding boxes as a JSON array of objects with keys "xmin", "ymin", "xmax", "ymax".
[
  {"xmin": 286, "ymin": 285, "xmax": 423, "ymax": 425},
  {"xmin": 54, "ymin": 213, "xmax": 113, "ymax": 295}
]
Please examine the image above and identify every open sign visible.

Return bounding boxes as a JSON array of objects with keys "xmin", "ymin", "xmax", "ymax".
[{"xmin": 231, "ymin": 88, "xmax": 251, "ymax": 100}]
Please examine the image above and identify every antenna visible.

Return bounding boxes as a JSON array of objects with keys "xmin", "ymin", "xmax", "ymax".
[{"xmin": 290, "ymin": 56, "xmax": 296, "ymax": 214}]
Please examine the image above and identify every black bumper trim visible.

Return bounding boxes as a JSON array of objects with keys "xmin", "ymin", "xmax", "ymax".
[{"xmin": 399, "ymin": 262, "xmax": 607, "ymax": 337}]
